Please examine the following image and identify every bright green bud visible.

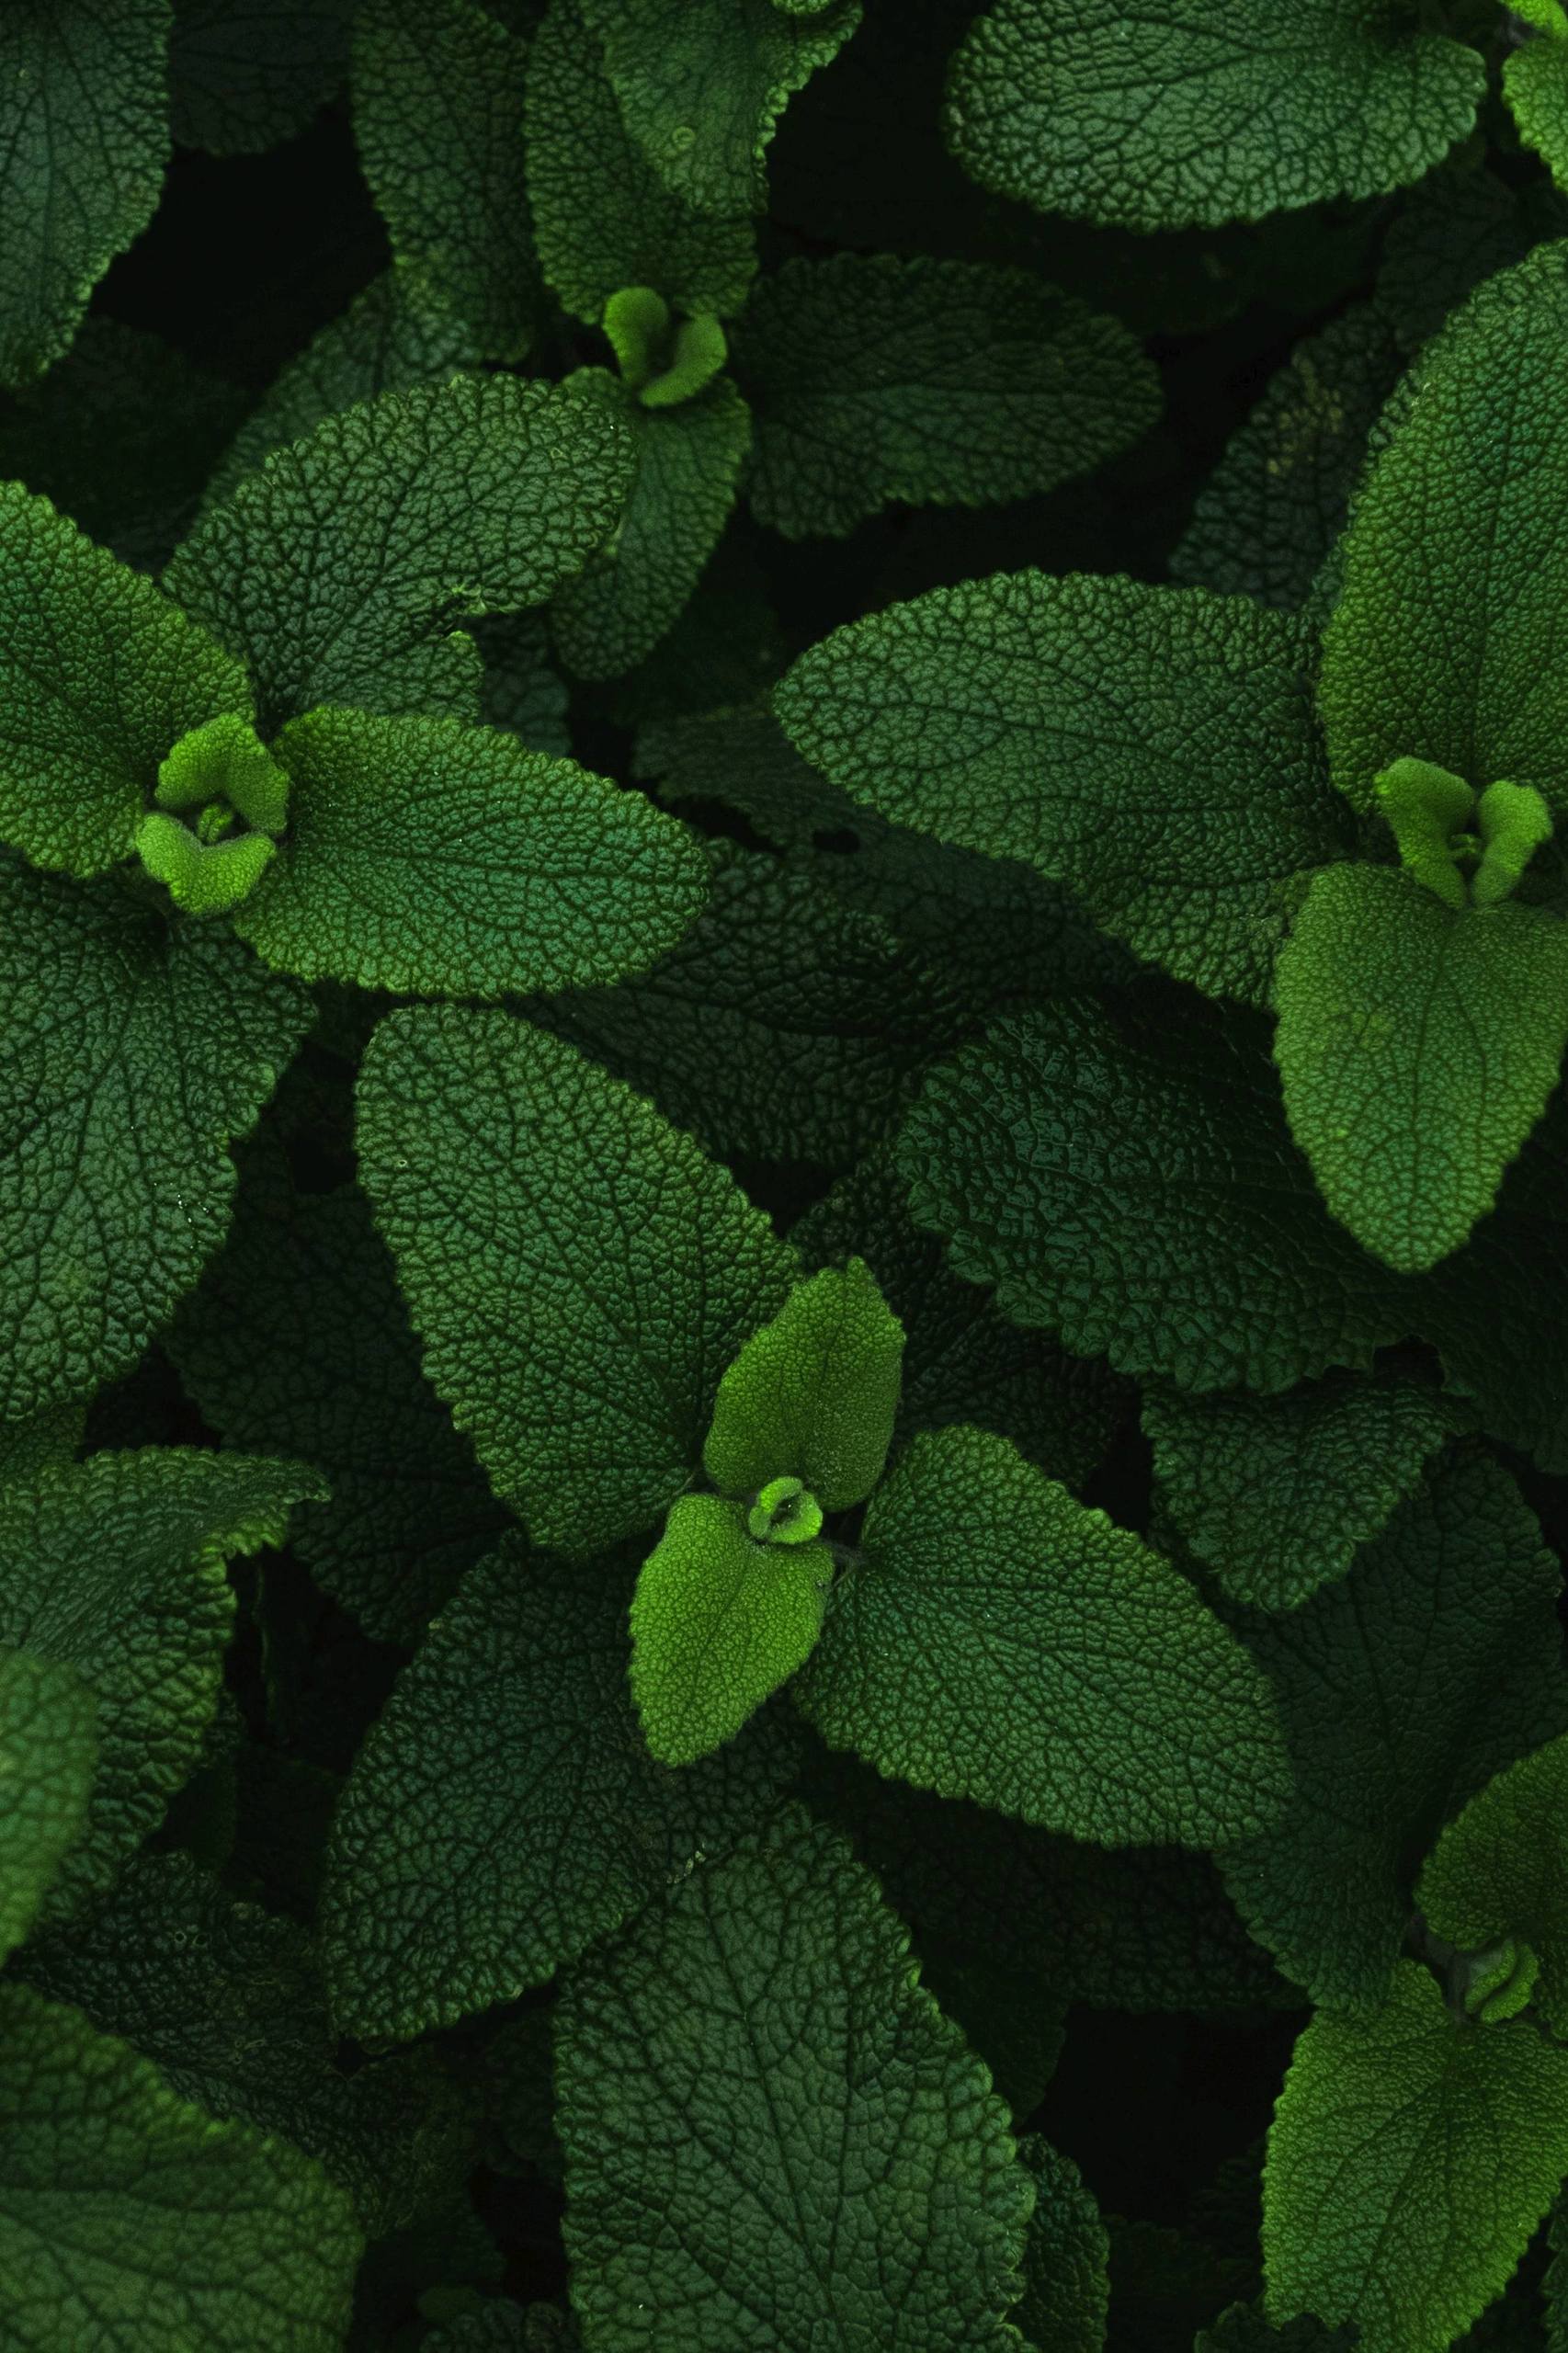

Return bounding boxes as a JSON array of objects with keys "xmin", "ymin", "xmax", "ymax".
[
  {"xmin": 1375, "ymin": 756, "xmax": 1475, "ymax": 909},
  {"xmin": 602, "ymin": 285, "xmax": 729, "ymax": 410},
  {"xmin": 1472, "ymin": 779, "xmax": 1554, "ymax": 907},
  {"xmin": 155, "ymin": 712, "xmax": 290, "ymax": 836},
  {"xmin": 747, "ymin": 1475, "xmax": 825, "ymax": 1547},
  {"xmin": 1463, "ymin": 1937, "xmax": 1541, "ymax": 2025},
  {"xmin": 133, "ymin": 811, "xmax": 277, "ymax": 915}
]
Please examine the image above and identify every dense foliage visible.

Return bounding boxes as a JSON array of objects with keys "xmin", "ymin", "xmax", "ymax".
[{"xmin": 5, "ymin": 2, "xmax": 1568, "ymax": 2347}]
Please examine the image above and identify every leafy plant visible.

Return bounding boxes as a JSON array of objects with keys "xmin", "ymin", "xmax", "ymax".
[{"xmin": 5, "ymin": 2, "xmax": 1568, "ymax": 2349}]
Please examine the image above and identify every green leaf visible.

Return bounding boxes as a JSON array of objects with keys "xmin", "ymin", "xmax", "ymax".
[
  {"xmin": 169, "ymin": 0, "xmax": 352, "ymax": 154},
  {"xmin": 0, "ymin": 1402, "xmax": 85, "ymax": 1492},
  {"xmin": 602, "ymin": 286, "xmax": 730, "ymax": 408},
  {"xmin": 630, "ymin": 1494, "xmax": 832, "ymax": 1763},
  {"xmin": 0, "ymin": 483, "xmax": 253, "ymax": 877},
  {"xmin": 0, "ymin": 1982, "xmax": 361, "ymax": 2350},
  {"xmin": 18, "ymin": 1850, "xmax": 468, "ymax": 2234},
  {"xmin": 945, "ymin": 0, "xmax": 1484, "ymax": 232},
  {"xmin": 554, "ymin": 1805, "xmax": 1031, "ymax": 2351},
  {"xmin": 353, "ymin": 0, "xmax": 540, "ymax": 361},
  {"xmin": 703, "ymin": 1258, "xmax": 903, "ymax": 1509},
  {"xmin": 1171, "ymin": 301, "xmax": 1405, "ymax": 613},
  {"xmin": 550, "ymin": 378, "xmax": 751, "ymax": 679},
  {"xmin": 1143, "ymin": 1369, "xmax": 1465, "ymax": 1611},
  {"xmin": 1418, "ymin": 1732, "xmax": 1568, "ymax": 2040},
  {"xmin": 795, "ymin": 1424, "xmax": 1289, "ymax": 1847},
  {"xmin": 322, "ymin": 1538, "xmax": 797, "ymax": 2039},
  {"xmin": 0, "ymin": 1449, "xmax": 324, "ymax": 1919},
  {"xmin": 525, "ymin": 0, "xmax": 757, "ymax": 324},
  {"xmin": 1013, "ymin": 2133, "xmax": 1110, "ymax": 2353},
  {"xmin": 775, "ymin": 574, "xmax": 1346, "ymax": 1003},
  {"xmin": 165, "ymin": 371, "xmax": 635, "ymax": 731},
  {"xmin": 731, "ymin": 254, "xmax": 1160, "ymax": 537},
  {"xmin": 1197, "ymin": 2307, "xmax": 1358, "ymax": 2352},
  {"xmin": 576, "ymin": 0, "xmax": 862, "ymax": 215},
  {"xmin": 357, "ymin": 1007, "xmax": 796, "ymax": 1552},
  {"xmin": 0, "ymin": 5, "xmax": 170, "ymax": 385},
  {"xmin": 170, "ymin": 1157, "xmax": 508, "ymax": 1645},
  {"xmin": 1263, "ymin": 1962, "xmax": 1568, "ymax": 2353},
  {"xmin": 1217, "ymin": 1445, "xmax": 1568, "ymax": 2012},
  {"xmin": 134, "ymin": 813, "xmax": 278, "ymax": 915},
  {"xmin": 1506, "ymin": 32, "xmax": 1568, "ymax": 189},
  {"xmin": 230, "ymin": 705, "xmax": 708, "ymax": 995},
  {"xmin": 1320, "ymin": 241, "xmax": 1568, "ymax": 818},
  {"xmin": 0, "ymin": 1650, "xmax": 96, "ymax": 1963},
  {"xmin": 0, "ymin": 855, "xmax": 311, "ymax": 1418},
  {"xmin": 1273, "ymin": 865, "xmax": 1568, "ymax": 1272},
  {"xmin": 1374, "ymin": 155, "xmax": 1568, "ymax": 358},
  {"xmin": 796, "ymin": 1145, "xmax": 1131, "ymax": 1490}
]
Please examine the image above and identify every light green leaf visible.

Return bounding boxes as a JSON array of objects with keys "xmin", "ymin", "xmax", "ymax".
[
  {"xmin": 631, "ymin": 1494, "xmax": 831, "ymax": 1764},
  {"xmin": 322, "ymin": 1538, "xmax": 797, "ymax": 2038},
  {"xmin": 0, "ymin": 855, "xmax": 311, "ymax": 1418},
  {"xmin": 0, "ymin": 1650, "xmax": 96, "ymax": 1963},
  {"xmin": 1506, "ymin": 33, "xmax": 1568, "ymax": 190},
  {"xmin": 0, "ymin": 5, "xmax": 170, "ymax": 385},
  {"xmin": 169, "ymin": 0, "xmax": 352, "ymax": 154},
  {"xmin": 576, "ymin": 0, "xmax": 862, "ymax": 215},
  {"xmin": 1013, "ymin": 2134, "xmax": 1110, "ymax": 2353},
  {"xmin": 945, "ymin": 0, "xmax": 1484, "ymax": 232},
  {"xmin": 1218, "ymin": 1445, "xmax": 1568, "ymax": 2012},
  {"xmin": 1418, "ymin": 1732, "xmax": 1568, "ymax": 2040},
  {"xmin": 1263, "ymin": 1962, "xmax": 1568, "ymax": 2353},
  {"xmin": 551, "ymin": 377, "xmax": 750, "ymax": 679},
  {"xmin": 0, "ymin": 483, "xmax": 252, "ymax": 877},
  {"xmin": 134, "ymin": 812, "xmax": 278, "ymax": 915},
  {"xmin": 165, "ymin": 371, "xmax": 635, "ymax": 730},
  {"xmin": 554, "ymin": 1805, "xmax": 1031, "ymax": 2351},
  {"xmin": 170, "ymin": 1155, "xmax": 508, "ymax": 1645},
  {"xmin": 1320, "ymin": 241, "xmax": 1568, "ymax": 817},
  {"xmin": 0, "ymin": 1982, "xmax": 361, "ymax": 2351},
  {"xmin": 776, "ymin": 574, "xmax": 1347, "ymax": 1003},
  {"xmin": 0, "ymin": 1449, "xmax": 324, "ymax": 1919},
  {"xmin": 353, "ymin": 0, "xmax": 540, "ymax": 360},
  {"xmin": 357, "ymin": 1007, "xmax": 796, "ymax": 1552},
  {"xmin": 1274, "ymin": 864, "xmax": 1568, "ymax": 1272},
  {"xmin": 732, "ymin": 254, "xmax": 1160, "ymax": 538},
  {"xmin": 1144, "ymin": 1369, "xmax": 1465, "ymax": 1611},
  {"xmin": 703, "ymin": 1259, "xmax": 903, "ymax": 1510},
  {"xmin": 525, "ymin": 0, "xmax": 757, "ymax": 323},
  {"xmin": 232, "ymin": 706, "xmax": 708, "ymax": 995},
  {"xmin": 795, "ymin": 1424, "xmax": 1289, "ymax": 1847}
]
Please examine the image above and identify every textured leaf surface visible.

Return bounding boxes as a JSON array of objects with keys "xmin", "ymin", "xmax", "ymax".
[
  {"xmin": 551, "ymin": 379, "xmax": 750, "ymax": 679},
  {"xmin": 0, "ymin": 1450, "xmax": 323, "ymax": 1917},
  {"xmin": 733, "ymin": 255, "xmax": 1159, "ymax": 537},
  {"xmin": 19, "ymin": 1850, "xmax": 467, "ymax": 2234},
  {"xmin": 0, "ymin": 1982, "xmax": 360, "ymax": 2351},
  {"xmin": 777, "ymin": 573, "xmax": 1346, "ymax": 1001},
  {"xmin": 1274, "ymin": 866, "xmax": 1568, "ymax": 1272},
  {"xmin": 0, "ymin": 856, "xmax": 310, "ymax": 1418},
  {"xmin": 1321, "ymin": 241, "xmax": 1568, "ymax": 816},
  {"xmin": 170, "ymin": 1157, "xmax": 507, "ymax": 1644},
  {"xmin": 1144, "ymin": 1370, "xmax": 1463, "ymax": 1611},
  {"xmin": 1506, "ymin": 35, "xmax": 1568, "ymax": 188},
  {"xmin": 796, "ymin": 1425, "xmax": 1289, "ymax": 1847},
  {"xmin": 0, "ymin": 4, "xmax": 170, "ymax": 384},
  {"xmin": 577, "ymin": 0, "xmax": 862, "ymax": 214},
  {"xmin": 0, "ymin": 1650, "xmax": 96, "ymax": 1962},
  {"xmin": 234, "ymin": 706, "xmax": 708, "ymax": 995},
  {"xmin": 1172, "ymin": 302, "xmax": 1404, "ymax": 611},
  {"xmin": 945, "ymin": 0, "xmax": 1483, "ymax": 231},
  {"xmin": 1013, "ymin": 2134, "xmax": 1110, "ymax": 2353},
  {"xmin": 631, "ymin": 1495, "xmax": 831, "ymax": 1765},
  {"xmin": 169, "ymin": 0, "xmax": 351, "ymax": 153},
  {"xmin": 165, "ymin": 372, "xmax": 634, "ymax": 729},
  {"xmin": 0, "ymin": 483, "xmax": 251, "ymax": 876},
  {"xmin": 526, "ymin": 0, "xmax": 756, "ymax": 322},
  {"xmin": 353, "ymin": 0, "xmax": 540, "ymax": 359},
  {"xmin": 554, "ymin": 1805, "xmax": 1031, "ymax": 2350},
  {"xmin": 323, "ymin": 1539, "xmax": 797, "ymax": 2039},
  {"xmin": 1418, "ymin": 1731, "xmax": 1568, "ymax": 2040},
  {"xmin": 1218, "ymin": 1446, "xmax": 1568, "ymax": 2011},
  {"xmin": 704, "ymin": 1259, "xmax": 903, "ymax": 1510},
  {"xmin": 1264, "ymin": 1963, "xmax": 1568, "ymax": 2353},
  {"xmin": 358, "ymin": 1007, "xmax": 796, "ymax": 1552}
]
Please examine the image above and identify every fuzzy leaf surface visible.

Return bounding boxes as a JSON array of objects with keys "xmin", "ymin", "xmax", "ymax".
[
  {"xmin": 323, "ymin": 1539, "xmax": 797, "ymax": 2039},
  {"xmin": 733, "ymin": 255, "xmax": 1159, "ymax": 537},
  {"xmin": 703, "ymin": 1258, "xmax": 903, "ymax": 1509},
  {"xmin": 1417, "ymin": 1731, "xmax": 1568, "ymax": 2040},
  {"xmin": 796, "ymin": 1425, "xmax": 1289, "ymax": 1847},
  {"xmin": 1013, "ymin": 2134, "xmax": 1110, "ymax": 2353},
  {"xmin": 0, "ymin": 1650, "xmax": 96, "ymax": 1962},
  {"xmin": 169, "ymin": 0, "xmax": 352, "ymax": 153},
  {"xmin": 777, "ymin": 574, "xmax": 1346, "ymax": 1002},
  {"xmin": 554, "ymin": 1805, "xmax": 1031, "ymax": 2350}
]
